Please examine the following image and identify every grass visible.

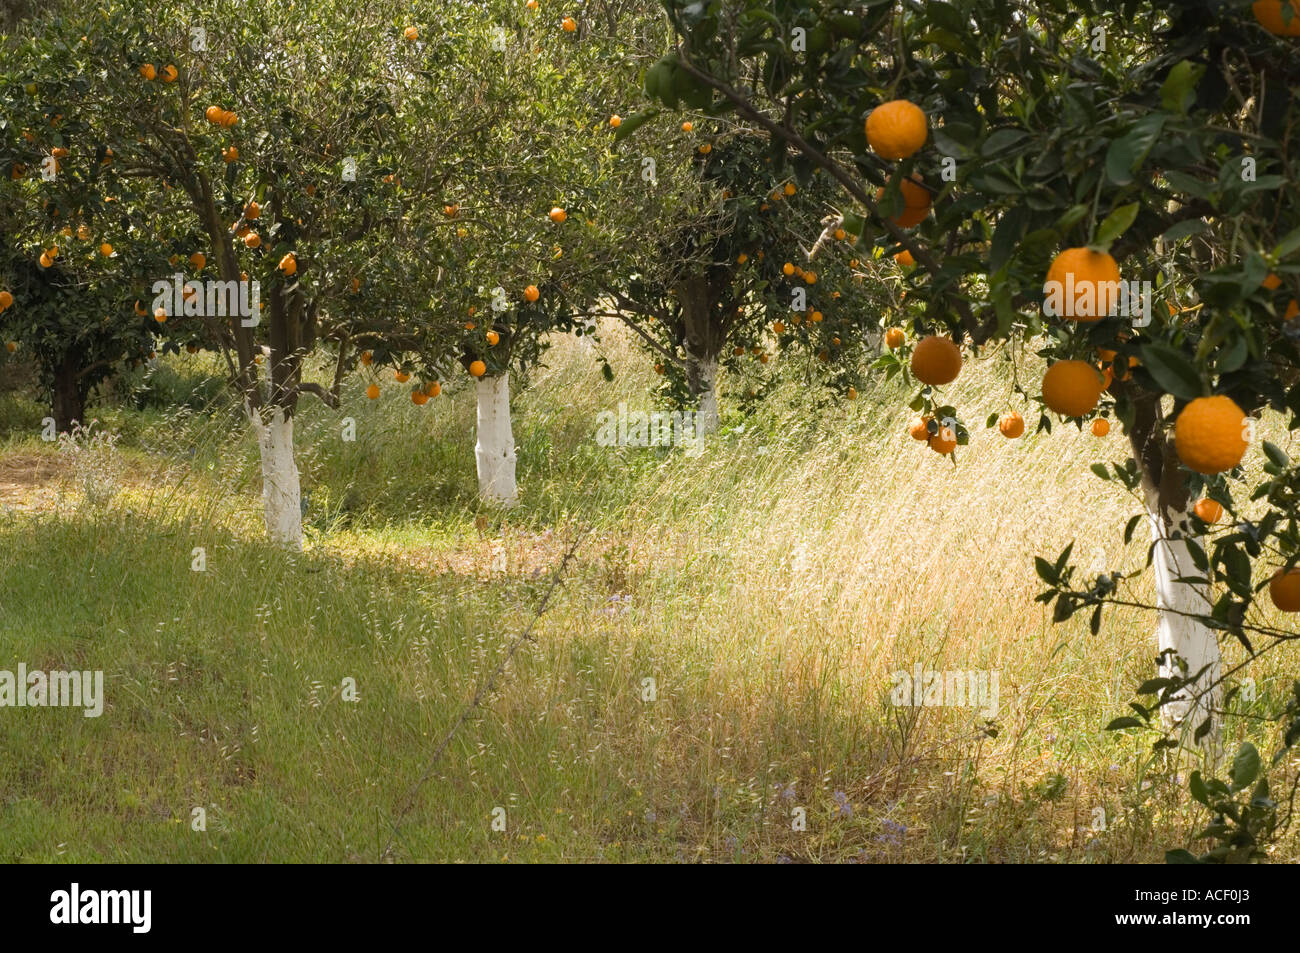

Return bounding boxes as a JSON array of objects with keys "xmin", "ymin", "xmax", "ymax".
[{"xmin": 0, "ymin": 326, "xmax": 1297, "ymax": 863}]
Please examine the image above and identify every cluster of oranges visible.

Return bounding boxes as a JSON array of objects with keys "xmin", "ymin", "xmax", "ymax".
[
  {"xmin": 204, "ymin": 105, "xmax": 238, "ymax": 128},
  {"xmin": 139, "ymin": 63, "xmax": 178, "ymax": 83}
]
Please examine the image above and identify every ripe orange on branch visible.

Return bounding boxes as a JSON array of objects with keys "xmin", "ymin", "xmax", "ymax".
[
  {"xmin": 549, "ymin": 207, "xmax": 567, "ymax": 223},
  {"xmin": 1041, "ymin": 360, "xmax": 1104, "ymax": 417},
  {"xmin": 865, "ymin": 100, "xmax": 927, "ymax": 160},
  {"xmin": 469, "ymin": 360, "xmax": 487, "ymax": 378},
  {"xmin": 1045, "ymin": 247, "xmax": 1121, "ymax": 320},
  {"xmin": 1270, "ymin": 568, "xmax": 1300, "ymax": 612},
  {"xmin": 139, "ymin": 63, "xmax": 156, "ymax": 80},
  {"xmin": 1194, "ymin": 498, "xmax": 1224, "ymax": 523},
  {"xmin": 911, "ymin": 335, "xmax": 962, "ymax": 385},
  {"xmin": 1091, "ymin": 418, "xmax": 1110, "ymax": 437},
  {"xmin": 884, "ymin": 328, "xmax": 905, "ymax": 350},
  {"xmin": 876, "ymin": 174, "xmax": 931, "ymax": 228},
  {"xmin": 909, "ymin": 417, "xmax": 932, "ymax": 441},
  {"xmin": 999, "ymin": 412, "xmax": 1025, "ymax": 439},
  {"xmin": 279, "ymin": 252, "xmax": 297, "ymax": 275},
  {"xmin": 1174, "ymin": 395, "xmax": 1249, "ymax": 474},
  {"xmin": 1254, "ymin": 0, "xmax": 1300, "ymax": 35}
]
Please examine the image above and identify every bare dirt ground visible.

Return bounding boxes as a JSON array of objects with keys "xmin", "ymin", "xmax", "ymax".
[{"xmin": 0, "ymin": 453, "xmax": 65, "ymax": 513}]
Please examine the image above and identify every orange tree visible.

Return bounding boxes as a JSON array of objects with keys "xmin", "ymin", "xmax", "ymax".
[
  {"xmin": 606, "ymin": 119, "xmax": 893, "ymax": 428},
  {"xmin": 23, "ymin": 0, "xmax": 495, "ymax": 546},
  {"xmin": 654, "ymin": 0, "xmax": 1300, "ymax": 859},
  {"xmin": 0, "ymin": 32, "xmax": 184, "ymax": 429}
]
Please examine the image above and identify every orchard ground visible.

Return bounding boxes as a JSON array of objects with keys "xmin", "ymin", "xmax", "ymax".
[{"xmin": 0, "ymin": 322, "xmax": 1297, "ymax": 863}]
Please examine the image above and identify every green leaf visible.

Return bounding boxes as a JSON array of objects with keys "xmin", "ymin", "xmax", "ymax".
[
  {"xmin": 1231, "ymin": 742, "xmax": 1260, "ymax": 791},
  {"xmin": 1161, "ymin": 219, "xmax": 1207, "ymax": 243},
  {"xmin": 1105, "ymin": 115, "xmax": 1166, "ymax": 187},
  {"xmin": 1105, "ymin": 716, "xmax": 1145, "ymax": 730},
  {"xmin": 612, "ymin": 109, "xmax": 658, "ymax": 143},
  {"xmin": 1165, "ymin": 849, "xmax": 1202, "ymax": 864},
  {"xmin": 1138, "ymin": 343, "xmax": 1205, "ymax": 401},
  {"xmin": 1124, "ymin": 513, "xmax": 1144, "ymax": 544},
  {"xmin": 1160, "ymin": 61, "xmax": 1205, "ymax": 114},
  {"xmin": 1094, "ymin": 202, "xmax": 1140, "ymax": 248},
  {"xmin": 1090, "ymin": 463, "xmax": 1110, "ymax": 480}
]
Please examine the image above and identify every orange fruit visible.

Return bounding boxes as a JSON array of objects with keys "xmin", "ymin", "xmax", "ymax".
[
  {"xmin": 426, "ymin": 381, "xmax": 441, "ymax": 397},
  {"xmin": 1174, "ymin": 395, "xmax": 1250, "ymax": 474},
  {"xmin": 681, "ymin": 121, "xmax": 693, "ymax": 132},
  {"xmin": 411, "ymin": 390, "xmax": 429, "ymax": 405},
  {"xmin": 244, "ymin": 233, "xmax": 261, "ymax": 248},
  {"xmin": 1262, "ymin": 272, "xmax": 1282, "ymax": 290},
  {"xmin": 366, "ymin": 384, "xmax": 380, "ymax": 400},
  {"xmin": 865, "ymin": 100, "xmax": 927, "ymax": 160},
  {"xmin": 395, "ymin": 370, "xmax": 410, "ymax": 383},
  {"xmin": 139, "ymin": 63, "xmax": 156, "ymax": 80},
  {"xmin": 1045, "ymin": 247, "xmax": 1122, "ymax": 321},
  {"xmin": 810, "ymin": 310, "xmax": 823, "ymax": 323},
  {"xmin": 1269, "ymin": 568, "xmax": 1300, "ymax": 611},
  {"xmin": 279, "ymin": 252, "xmax": 297, "ymax": 275},
  {"xmin": 189, "ymin": 252, "xmax": 206, "ymax": 270},
  {"xmin": 884, "ymin": 327, "xmax": 905, "ymax": 350},
  {"xmin": 51, "ymin": 146, "xmax": 69, "ymax": 158},
  {"xmin": 351, "ymin": 277, "xmax": 361, "ymax": 293},
  {"xmin": 1194, "ymin": 498, "xmax": 1224, "ymax": 523},
  {"xmin": 527, "ymin": 0, "xmax": 539, "ymax": 9},
  {"xmin": 204, "ymin": 105, "xmax": 223, "ymax": 123},
  {"xmin": 804, "ymin": 271, "xmax": 817, "ymax": 284},
  {"xmin": 928, "ymin": 426, "xmax": 958, "ymax": 454},
  {"xmin": 847, "ymin": 387, "xmax": 857, "ymax": 400},
  {"xmin": 469, "ymin": 360, "xmax": 487, "ymax": 378},
  {"xmin": 911, "ymin": 335, "xmax": 962, "ymax": 385},
  {"xmin": 161, "ymin": 64, "xmax": 177, "ymax": 83},
  {"xmin": 1286, "ymin": 299, "xmax": 1299, "ymax": 320},
  {"xmin": 443, "ymin": 203, "xmax": 458, "ymax": 218},
  {"xmin": 772, "ymin": 321, "xmax": 785, "ymax": 334},
  {"xmin": 1254, "ymin": 0, "xmax": 1300, "ymax": 35},
  {"xmin": 609, "ymin": 115, "xmax": 621, "ymax": 128},
  {"xmin": 562, "ymin": 16, "xmax": 577, "ymax": 32},
  {"xmin": 895, "ymin": 249, "xmax": 915, "ymax": 267},
  {"xmin": 403, "ymin": 26, "xmax": 419, "ymax": 41},
  {"xmin": 876, "ymin": 174, "xmax": 931, "ymax": 228},
  {"xmin": 245, "ymin": 200, "xmax": 261, "ymax": 220},
  {"xmin": 784, "ymin": 183, "xmax": 796, "ymax": 197},
  {"xmin": 654, "ymin": 362, "xmax": 666, "ymax": 374},
  {"xmin": 5, "ymin": 341, "xmax": 16, "ymax": 353},
  {"xmin": 909, "ymin": 417, "xmax": 932, "ymax": 441},
  {"xmin": 549, "ymin": 206, "xmax": 567, "ymax": 223},
  {"xmin": 782, "ymin": 262, "xmax": 795, "ymax": 276},
  {"xmin": 361, "ymin": 351, "xmax": 373, "ymax": 365},
  {"xmin": 154, "ymin": 307, "xmax": 167, "ymax": 323},
  {"xmin": 486, "ymin": 330, "xmax": 500, "ymax": 346},
  {"xmin": 76, "ymin": 224, "xmax": 91, "ymax": 241},
  {"xmin": 1041, "ymin": 360, "xmax": 1104, "ymax": 417},
  {"xmin": 999, "ymin": 412, "xmax": 1025, "ymax": 439},
  {"xmin": 698, "ymin": 143, "xmax": 712, "ymax": 154},
  {"xmin": 1091, "ymin": 418, "xmax": 1110, "ymax": 437},
  {"xmin": 524, "ymin": 285, "xmax": 540, "ymax": 302},
  {"xmin": 0, "ymin": 291, "xmax": 13, "ymax": 311},
  {"xmin": 99, "ymin": 243, "xmax": 113, "ymax": 257},
  {"xmin": 737, "ymin": 253, "xmax": 748, "ymax": 264}
]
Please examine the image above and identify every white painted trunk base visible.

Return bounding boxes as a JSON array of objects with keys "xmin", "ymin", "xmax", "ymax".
[
  {"xmin": 1146, "ymin": 492, "xmax": 1220, "ymax": 744},
  {"xmin": 249, "ymin": 404, "xmax": 303, "ymax": 550},
  {"xmin": 475, "ymin": 373, "xmax": 518, "ymax": 506},
  {"xmin": 688, "ymin": 355, "xmax": 719, "ymax": 436}
]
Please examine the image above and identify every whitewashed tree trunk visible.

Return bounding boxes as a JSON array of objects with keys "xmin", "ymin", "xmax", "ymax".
[
  {"xmin": 475, "ymin": 373, "xmax": 517, "ymax": 506},
  {"xmin": 685, "ymin": 353, "xmax": 719, "ymax": 436},
  {"xmin": 1144, "ymin": 487, "xmax": 1220, "ymax": 743},
  {"xmin": 248, "ymin": 404, "xmax": 302, "ymax": 550}
]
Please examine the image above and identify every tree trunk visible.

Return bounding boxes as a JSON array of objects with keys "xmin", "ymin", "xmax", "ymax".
[
  {"xmin": 475, "ymin": 373, "xmax": 517, "ymax": 506},
  {"xmin": 1127, "ymin": 389, "xmax": 1220, "ymax": 745},
  {"xmin": 51, "ymin": 353, "xmax": 85, "ymax": 432},
  {"xmin": 684, "ymin": 353, "xmax": 719, "ymax": 435},
  {"xmin": 676, "ymin": 276, "xmax": 723, "ymax": 436},
  {"xmin": 248, "ymin": 404, "xmax": 303, "ymax": 549}
]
